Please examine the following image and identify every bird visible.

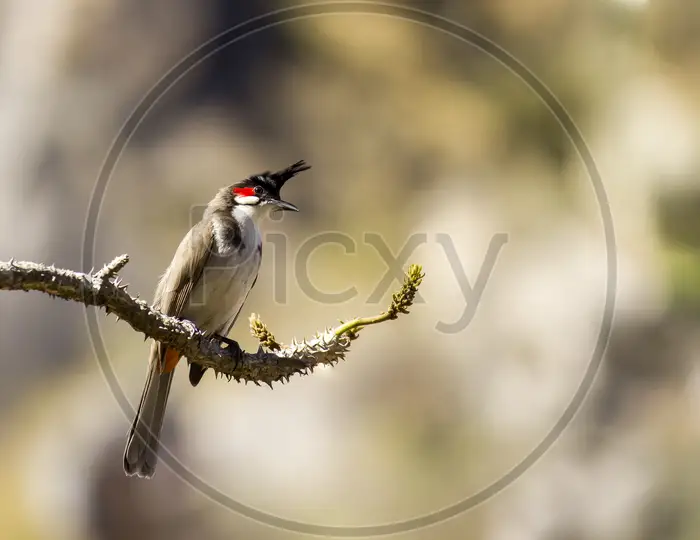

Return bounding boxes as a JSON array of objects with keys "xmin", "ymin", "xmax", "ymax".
[{"xmin": 123, "ymin": 160, "xmax": 310, "ymax": 478}]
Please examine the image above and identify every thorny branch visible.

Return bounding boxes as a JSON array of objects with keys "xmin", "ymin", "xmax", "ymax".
[{"xmin": 0, "ymin": 255, "xmax": 424, "ymax": 387}]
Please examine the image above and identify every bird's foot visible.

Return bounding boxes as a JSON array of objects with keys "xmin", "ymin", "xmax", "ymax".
[{"xmin": 214, "ymin": 334, "xmax": 241, "ymax": 352}]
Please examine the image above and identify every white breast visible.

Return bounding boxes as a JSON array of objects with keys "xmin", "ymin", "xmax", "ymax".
[{"xmin": 183, "ymin": 209, "xmax": 262, "ymax": 335}]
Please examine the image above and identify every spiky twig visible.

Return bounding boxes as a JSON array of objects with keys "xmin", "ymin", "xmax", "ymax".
[
  {"xmin": 0, "ymin": 255, "xmax": 424, "ymax": 386},
  {"xmin": 250, "ymin": 264, "xmax": 424, "ymax": 352},
  {"xmin": 94, "ymin": 254, "xmax": 130, "ymax": 281},
  {"xmin": 333, "ymin": 264, "xmax": 424, "ymax": 336}
]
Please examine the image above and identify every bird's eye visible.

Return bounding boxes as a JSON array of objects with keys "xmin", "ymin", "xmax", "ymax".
[{"xmin": 253, "ymin": 186, "xmax": 263, "ymax": 196}]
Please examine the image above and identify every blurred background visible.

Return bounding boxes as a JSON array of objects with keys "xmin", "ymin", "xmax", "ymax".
[{"xmin": 1, "ymin": 0, "xmax": 699, "ymax": 538}]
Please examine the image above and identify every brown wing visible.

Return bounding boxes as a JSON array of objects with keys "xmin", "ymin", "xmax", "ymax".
[{"xmin": 152, "ymin": 219, "xmax": 214, "ymax": 371}]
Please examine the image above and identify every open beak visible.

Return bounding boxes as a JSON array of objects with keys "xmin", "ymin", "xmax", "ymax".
[{"xmin": 270, "ymin": 199, "xmax": 299, "ymax": 212}]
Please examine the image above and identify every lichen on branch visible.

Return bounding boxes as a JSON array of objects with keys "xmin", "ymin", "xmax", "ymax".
[{"xmin": 0, "ymin": 255, "xmax": 424, "ymax": 386}]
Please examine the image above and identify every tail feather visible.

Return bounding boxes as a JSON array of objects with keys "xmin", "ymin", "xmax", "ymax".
[{"xmin": 123, "ymin": 344, "xmax": 176, "ymax": 478}]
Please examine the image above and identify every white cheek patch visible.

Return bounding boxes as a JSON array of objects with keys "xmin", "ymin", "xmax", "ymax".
[{"xmin": 234, "ymin": 195, "xmax": 260, "ymax": 205}]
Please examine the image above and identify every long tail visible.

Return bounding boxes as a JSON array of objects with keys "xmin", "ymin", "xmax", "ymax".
[{"xmin": 123, "ymin": 344, "xmax": 178, "ymax": 478}]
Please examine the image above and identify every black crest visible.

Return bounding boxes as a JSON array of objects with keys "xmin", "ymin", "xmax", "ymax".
[
  {"xmin": 258, "ymin": 160, "xmax": 311, "ymax": 190},
  {"xmin": 232, "ymin": 160, "xmax": 310, "ymax": 197}
]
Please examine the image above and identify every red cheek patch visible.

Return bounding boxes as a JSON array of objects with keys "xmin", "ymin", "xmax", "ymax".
[{"xmin": 233, "ymin": 187, "xmax": 256, "ymax": 197}]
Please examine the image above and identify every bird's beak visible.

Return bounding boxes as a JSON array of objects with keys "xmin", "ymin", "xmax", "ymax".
[{"xmin": 270, "ymin": 199, "xmax": 299, "ymax": 212}]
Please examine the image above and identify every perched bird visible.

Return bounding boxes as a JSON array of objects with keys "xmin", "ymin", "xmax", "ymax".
[{"xmin": 124, "ymin": 160, "xmax": 310, "ymax": 478}]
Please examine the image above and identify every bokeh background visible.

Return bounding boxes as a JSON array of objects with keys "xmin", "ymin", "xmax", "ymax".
[{"xmin": 1, "ymin": 0, "xmax": 699, "ymax": 539}]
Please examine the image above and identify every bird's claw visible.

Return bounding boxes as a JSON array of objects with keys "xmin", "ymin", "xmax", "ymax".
[{"xmin": 214, "ymin": 334, "xmax": 241, "ymax": 353}]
